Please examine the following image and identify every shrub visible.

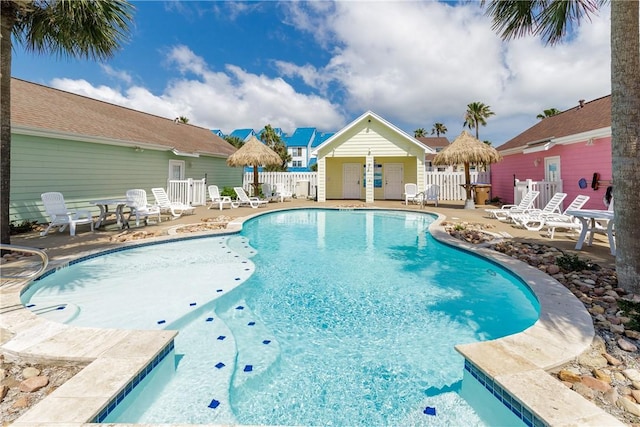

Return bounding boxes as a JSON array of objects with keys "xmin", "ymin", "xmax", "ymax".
[
  {"xmin": 617, "ymin": 299, "xmax": 640, "ymax": 332},
  {"xmin": 221, "ymin": 187, "xmax": 236, "ymax": 198},
  {"xmin": 555, "ymin": 254, "xmax": 591, "ymax": 271},
  {"xmin": 9, "ymin": 219, "xmax": 39, "ymax": 235}
]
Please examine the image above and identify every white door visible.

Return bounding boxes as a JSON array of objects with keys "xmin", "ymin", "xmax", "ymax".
[
  {"xmin": 544, "ymin": 156, "xmax": 561, "ymax": 182},
  {"xmin": 384, "ymin": 163, "xmax": 404, "ymax": 200},
  {"xmin": 343, "ymin": 163, "xmax": 361, "ymax": 199}
]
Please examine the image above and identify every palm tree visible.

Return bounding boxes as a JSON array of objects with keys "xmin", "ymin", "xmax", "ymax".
[
  {"xmin": 431, "ymin": 123, "xmax": 448, "ymax": 137},
  {"xmin": 177, "ymin": 116, "xmax": 189, "ymax": 124},
  {"xmin": 0, "ymin": 0, "xmax": 134, "ymax": 246},
  {"xmin": 482, "ymin": 0, "xmax": 640, "ymax": 294},
  {"xmin": 536, "ymin": 108, "xmax": 561, "ymax": 119},
  {"xmin": 260, "ymin": 124, "xmax": 290, "ymax": 171},
  {"xmin": 463, "ymin": 102, "xmax": 495, "ymax": 140},
  {"xmin": 224, "ymin": 135, "xmax": 244, "ymax": 149},
  {"xmin": 414, "ymin": 128, "xmax": 427, "ymax": 138}
]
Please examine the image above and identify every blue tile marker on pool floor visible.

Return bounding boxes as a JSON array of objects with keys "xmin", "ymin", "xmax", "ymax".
[
  {"xmin": 424, "ymin": 406, "xmax": 436, "ymax": 416},
  {"xmin": 208, "ymin": 399, "xmax": 220, "ymax": 409}
]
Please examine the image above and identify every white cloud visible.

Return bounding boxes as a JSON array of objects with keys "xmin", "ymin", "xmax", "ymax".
[
  {"xmin": 100, "ymin": 64, "xmax": 133, "ymax": 84},
  {"xmin": 50, "ymin": 2, "xmax": 611, "ymax": 145}
]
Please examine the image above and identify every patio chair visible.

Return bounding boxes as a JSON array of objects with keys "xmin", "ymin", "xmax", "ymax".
[
  {"xmin": 40, "ymin": 192, "xmax": 94, "ymax": 236},
  {"xmin": 508, "ymin": 192, "xmax": 567, "ymax": 224},
  {"xmin": 125, "ymin": 189, "xmax": 161, "ymax": 227},
  {"xmin": 274, "ymin": 183, "xmax": 293, "ymax": 202},
  {"xmin": 208, "ymin": 185, "xmax": 236, "ymax": 210},
  {"xmin": 485, "ymin": 190, "xmax": 540, "ymax": 221},
  {"xmin": 404, "ymin": 183, "xmax": 419, "ymax": 205},
  {"xmin": 261, "ymin": 183, "xmax": 279, "ymax": 202},
  {"xmin": 234, "ymin": 187, "xmax": 268, "ymax": 208},
  {"xmin": 513, "ymin": 194, "xmax": 589, "ymax": 233},
  {"xmin": 151, "ymin": 187, "xmax": 195, "ymax": 219},
  {"xmin": 417, "ymin": 184, "xmax": 439, "ymax": 207}
]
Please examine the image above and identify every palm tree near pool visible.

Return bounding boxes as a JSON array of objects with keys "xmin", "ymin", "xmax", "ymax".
[
  {"xmin": 536, "ymin": 108, "xmax": 561, "ymax": 119},
  {"xmin": 414, "ymin": 128, "xmax": 427, "ymax": 138},
  {"xmin": 482, "ymin": 0, "xmax": 640, "ymax": 293},
  {"xmin": 260, "ymin": 124, "xmax": 290, "ymax": 171},
  {"xmin": 463, "ymin": 102, "xmax": 495, "ymax": 140},
  {"xmin": 0, "ymin": 0, "xmax": 135, "ymax": 247},
  {"xmin": 431, "ymin": 122, "xmax": 448, "ymax": 137}
]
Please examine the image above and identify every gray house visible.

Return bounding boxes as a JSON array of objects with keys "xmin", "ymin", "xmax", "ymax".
[{"xmin": 9, "ymin": 77, "xmax": 241, "ymax": 224}]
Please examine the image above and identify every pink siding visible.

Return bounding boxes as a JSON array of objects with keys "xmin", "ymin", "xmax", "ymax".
[{"xmin": 491, "ymin": 136, "xmax": 612, "ymax": 209}]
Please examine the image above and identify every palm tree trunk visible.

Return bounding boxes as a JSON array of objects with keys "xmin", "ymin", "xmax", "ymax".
[
  {"xmin": 611, "ymin": 0, "xmax": 640, "ymax": 293},
  {"xmin": 0, "ymin": 10, "xmax": 16, "ymax": 245}
]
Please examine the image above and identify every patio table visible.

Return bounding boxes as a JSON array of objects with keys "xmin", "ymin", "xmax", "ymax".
[
  {"xmin": 566, "ymin": 209, "xmax": 615, "ymax": 256},
  {"xmin": 90, "ymin": 198, "xmax": 130, "ymax": 229}
]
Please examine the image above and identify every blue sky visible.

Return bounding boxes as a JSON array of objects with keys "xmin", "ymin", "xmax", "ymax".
[{"xmin": 11, "ymin": 1, "xmax": 612, "ymax": 146}]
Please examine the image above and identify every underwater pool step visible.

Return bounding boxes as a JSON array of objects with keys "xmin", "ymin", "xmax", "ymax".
[
  {"xmin": 26, "ymin": 302, "xmax": 80, "ymax": 324},
  {"xmin": 218, "ymin": 300, "xmax": 281, "ymax": 387},
  {"xmin": 225, "ymin": 235, "xmax": 258, "ymax": 259}
]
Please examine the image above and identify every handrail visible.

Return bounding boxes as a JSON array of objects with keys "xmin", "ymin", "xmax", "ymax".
[{"xmin": 0, "ymin": 244, "xmax": 49, "ymax": 280}]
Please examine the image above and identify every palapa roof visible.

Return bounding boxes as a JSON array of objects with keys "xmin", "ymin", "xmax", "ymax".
[
  {"xmin": 432, "ymin": 130, "xmax": 502, "ymax": 165},
  {"xmin": 499, "ymin": 95, "xmax": 611, "ymax": 152},
  {"xmin": 226, "ymin": 135, "xmax": 282, "ymax": 167},
  {"xmin": 10, "ymin": 77, "xmax": 236, "ymax": 157}
]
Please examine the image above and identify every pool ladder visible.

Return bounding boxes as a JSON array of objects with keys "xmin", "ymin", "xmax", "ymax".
[{"xmin": 0, "ymin": 244, "xmax": 49, "ymax": 282}]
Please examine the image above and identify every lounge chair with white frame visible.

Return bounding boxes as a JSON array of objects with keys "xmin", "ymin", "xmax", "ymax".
[
  {"xmin": 151, "ymin": 187, "xmax": 196, "ymax": 219},
  {"xmin": 508, "ymin": 192, "xmax": 567, "ymax": 225},
  {"xmin": 234, "ymin": 186, "xmax": 269, "ymax": 208},
  {"xmin": 541, "ymin": 195, "xmax": 594, "ymax": 238},
  {"xmin": 485, "ymin": 190, "xmax": 540, "ymax": 221},
  {"xmin": 40, "ymin": 192, "xmax": 94, "ymax": 236},
  {"xmin": 208, "ymin": 185, "xmax": 236, "ymax": 210},
  {"xmin": 513, "ymin": 194, "xmax": 589, "ymax": 233},
  {"xmin": 416, "ymin": 184, "xmax": 440, "ymax": 207},
  {"xmin": 126, "ymin": 189, "xmax": 161, "ymax": 227}
]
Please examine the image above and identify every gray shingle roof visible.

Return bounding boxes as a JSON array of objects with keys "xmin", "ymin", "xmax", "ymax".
[{"xmin": 10, "ymin": 77, "xmax": 236, "ymax": 157}]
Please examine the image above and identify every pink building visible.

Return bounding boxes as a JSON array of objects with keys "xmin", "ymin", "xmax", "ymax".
[{"xmin": 491, "ymin": 96, "xmax": 611, "ymax": 210}]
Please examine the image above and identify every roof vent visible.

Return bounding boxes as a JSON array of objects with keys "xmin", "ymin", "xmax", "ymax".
[{"xmin": 578, "ymin": 99, "xmax": 585, "ymax": 109}]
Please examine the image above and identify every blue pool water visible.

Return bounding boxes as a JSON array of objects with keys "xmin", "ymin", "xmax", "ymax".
[{"xmin": 23, "ymin": 209, "xmax": 539, "ymax": 426}]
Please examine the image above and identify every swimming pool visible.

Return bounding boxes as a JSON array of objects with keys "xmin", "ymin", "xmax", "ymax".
[{"xmin": 23, "ymin": 209, "xmax": 539, "ymax": 425}]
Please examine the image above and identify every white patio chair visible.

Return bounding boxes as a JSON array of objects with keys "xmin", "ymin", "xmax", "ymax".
[
  {"xmin": 234, "ymin": 187, "xmax": 268, "ymax": 208},
  {"xmin": 274, "ymin": 183, "xmax": 293, "ymax": 202},
  {"xmin": 509, "ymin": 192, "xmax": 567, "ymax": 224},
  {"xmin": 40, "ymin": 192, "xmax": 94, "ymax": 236},
  {"xmin": 485, "ymin": 190, "xmax": 540, "ymax": 221},
  {"xmin": 151, "ymin": 187, "xmax": 195, "ymax": 219},
  {"xmin": 417, "ymin": 184, "xmax": 439, "ymax": 207},
  {"xmin": 126, "ymin": 189, "xmax": 161, "ymax": 227},
  {"xmin": 261, "ymin": 183, "xmax": 279, "ymax": 202},
  {"xmin": 513, "ymin": 194, "xmax": 589, "ymax": 233},
  {"xmin": 404, "ymin": 183, "xmax": 419, "ymax": 205},
  {"xmin": 208, "ymin": 185, "xmax": 236, "ymax": 210}
]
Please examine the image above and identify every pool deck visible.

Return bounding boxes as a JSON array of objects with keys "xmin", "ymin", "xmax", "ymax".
[{"xmin": 1, "ymin": 199, "xmax": 623, "ymax": 426}]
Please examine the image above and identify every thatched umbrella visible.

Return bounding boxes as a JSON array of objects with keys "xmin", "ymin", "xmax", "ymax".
[
  {"xmin": 226, "ymin": 135, "xmax": 282, "ymax": 195},
  {"xmin": 432, "ymin": 130, "xmax": 502, "ymax": 209}
]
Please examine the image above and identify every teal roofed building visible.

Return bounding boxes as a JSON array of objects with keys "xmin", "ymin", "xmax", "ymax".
[{"xmin": 228, "ymin": 128, "xmax": 256, "ymax": 142}]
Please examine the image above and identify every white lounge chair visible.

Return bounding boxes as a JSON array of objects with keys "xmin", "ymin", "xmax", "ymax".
[
  {"xmin": 261, "ymin": 183, "xmax": 279, "ymax": 202},
  {"xmin": 417, "ymin": 184, "xmax": 439, "ymax": 207},
  {"xmin": 404, "ymin": 183, "xmax": 419, "ymax": 205},
  {"xmin": 126, "ymin": 189, "xmax": 161, "ymax": 227},
  {"xmin": 274, "ymin": 183, "xmax": 293, "ymax": 202},
  {"xmin": 514, "ymin": 194, "xmax": 589, "ymax": 233},
  {"xmin": 485, "ymin": 190, "xmax": 540, "ymax": 221},
  {"xmin": 234, "ymin": 187, "xmax": 268, "ymax": 208},
  {"xmin": 151, "ymin": 187, "xmax": 196, "ymax": 219},
  {"xmin": 40, "ymin": 192, "xmax": 94, "ymax": 236},
  {"xmin": 541, "ymin": 195, "xmax": 594, "ymax": 238},
  {"xmin": 509, "ymin": 192, "xmax": 567, "ymax": 225},
  {"xmin": 208, "ymin": 185, "xmax": 235, "ymax": 210}
]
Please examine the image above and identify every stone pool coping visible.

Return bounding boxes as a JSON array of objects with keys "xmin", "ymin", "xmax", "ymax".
[{"xmin": 0, "ymin": 207, "xmax": 624, "ymax": 426}]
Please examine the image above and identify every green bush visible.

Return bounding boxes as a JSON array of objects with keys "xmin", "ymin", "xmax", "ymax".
[
  {"xmin": 555, "ymin": 254, "xmax": 591, "ymax": 271},
  {"xmin": 221, "ymin": 187, "xmax": 236, "ymax": 198},
  {"xmin": 9, "ymin": 219, "xmax": 39, "ymax": 235},
  {"xmin": 617, "ymin": 299, "xmax": 640, "ymax": 332}
]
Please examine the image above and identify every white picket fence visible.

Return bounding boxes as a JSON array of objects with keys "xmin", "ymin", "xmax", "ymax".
[
  {"xmin": 514, "ymin": 179, "xmax": 563, "ymax": 210},
  {"xmin": 242, "ymin": 171, "xmax": 490, "ymax": 201},
  {"xmin": 243, "ymin": 172, "xmax": 318, "ymax": 198},
  {"xmin": 167, "ymin": 178, "xmax": 207, "ymax": 206}
]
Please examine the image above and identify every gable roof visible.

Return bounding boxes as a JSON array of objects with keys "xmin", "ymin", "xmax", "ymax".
[
  {"xmin": 286, "ymin": 127, "xmax": 316, "ymax": 147},
  {"xmin": 228, "ymin": 128, "xmax": 255, "ymax": 141},
  {"xmin": 312, "ymin": 110, "xmax": 432, "ymax": 155},
  {"xmin": 10, "ymin": 78, "xmax": 236, "ymax": 158},
  {"xmin": 498, "ymin": 95, "xmax": 611, "ymax": 152},
  {"xmin": 311, "ymin": 132, "xmax": 334, "ymax": 148},
  {"xmin": 416, "ymin": 136, "xmax": 450, "ymax": 150}
]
